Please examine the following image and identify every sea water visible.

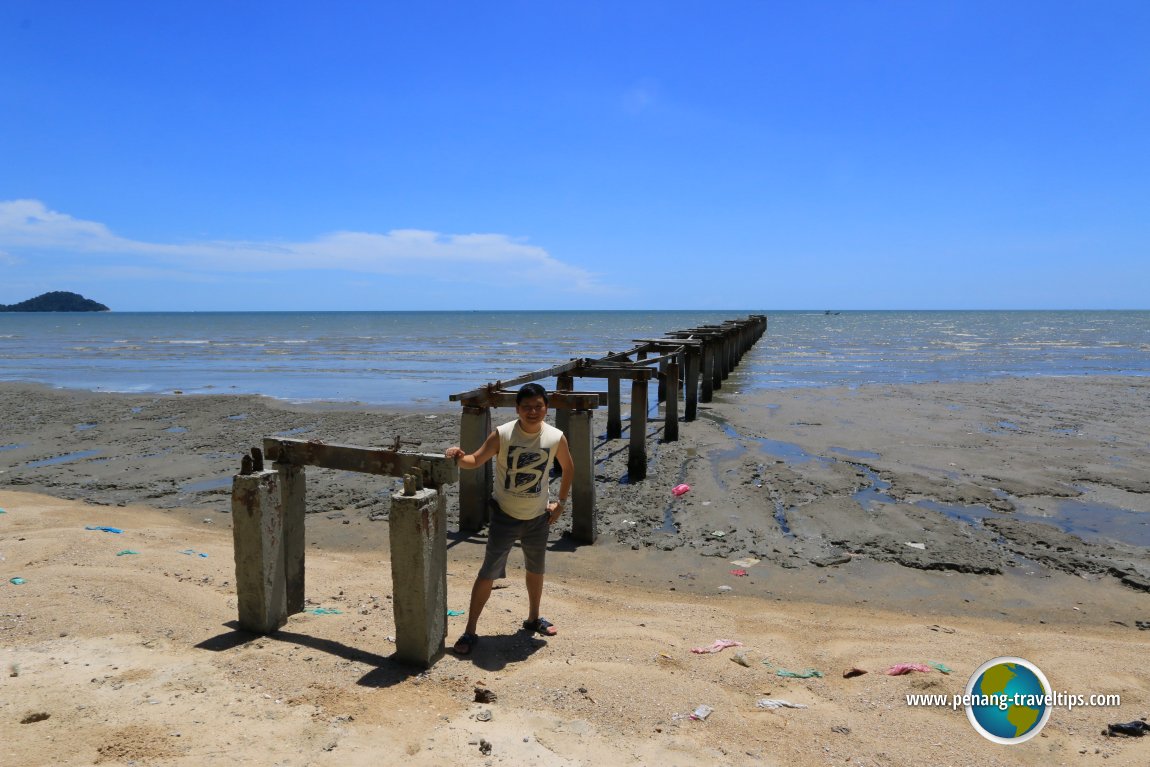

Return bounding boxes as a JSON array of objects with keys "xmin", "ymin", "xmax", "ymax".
[{"xmin": 0, "ymin": 310, "xmax": 1147, "ymax": 407}]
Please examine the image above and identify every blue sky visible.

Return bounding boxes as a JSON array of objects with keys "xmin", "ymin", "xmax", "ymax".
[{"xmin": 1, "ymin": 1, "xmax": 1147, "ymax": 311}]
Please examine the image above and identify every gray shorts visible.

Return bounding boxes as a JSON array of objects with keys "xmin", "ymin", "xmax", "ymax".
[{"xmin": 477, "ymin": 502, "xmax": 550, "ymax": 579}]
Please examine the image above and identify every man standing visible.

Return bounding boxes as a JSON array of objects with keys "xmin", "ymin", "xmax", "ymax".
[{"xmin": 444, "ymin": 383, "xmax": 574, "ymax": 655}]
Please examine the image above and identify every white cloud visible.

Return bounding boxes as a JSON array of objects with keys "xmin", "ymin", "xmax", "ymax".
[
  {"xmin": 0, "ymin": 199, "xmax": 608, "ymax": 293},
  {"xmin": 0, "ymin": 199, "xmax": 122, "ymax": 248}
]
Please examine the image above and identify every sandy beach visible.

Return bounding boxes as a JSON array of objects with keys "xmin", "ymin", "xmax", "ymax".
[{"xmin": 3, "ymin": 377, "xmax": 1150, "ymax": 765}]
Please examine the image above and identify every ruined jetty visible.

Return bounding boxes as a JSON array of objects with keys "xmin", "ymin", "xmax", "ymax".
[{"xmin": 449, "ymin": 314, "xmax": 768, "ymax": 543}]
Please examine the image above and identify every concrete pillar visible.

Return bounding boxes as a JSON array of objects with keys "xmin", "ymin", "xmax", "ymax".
[
  {"xmin": 628, "ymin": 377, "xmax": 648, "ymax": 481},
  {"xmin": 231, "ymin": 470, "xmax": 288, "ymax": 634},
  {"xmin": 458, "ymin": 406, "xmax": 492, "ymax": 532},
  {"xmin": 388, "ymin": 487, "xmax": 447, "ymax": 668},
  {"xmin": 657, "ymin": 357, "xmax": 667, "ymax": 403},
  {"xmin": 607, "ymin": 377, "xmax": 622, "ymax": 439},
  {"xmin": 567, "ymin": 409, "xmax": 596, "ymax": 544},
  {"xmin": 684, "ymin": 348, "xmax": 700, "ymax": 421},
  {"xmin": 554, "ymin": 374, "xmax": 574, "ymax": 435},
  {"xmin": 701, "ymin": 343, "xmax": 714, "ymax": 402},
  {"xmin": 712, "ymin": 338, "xmax": 724, "ymax": 391},
  {"xmin": 277, "ymin": 462, "xmax": 306, "ymax": 615},
  {"xmin": 664, "ymin": 361, "xmax": 679, "ymax": 442},
  {"xmin": 553, "ymin": 374, "xmax": 574, "ymax": 478}
]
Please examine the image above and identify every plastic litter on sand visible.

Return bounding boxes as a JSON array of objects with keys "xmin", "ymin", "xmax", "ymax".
[
  {"xmin": 690, "ymin": 705, "xmax": 713, "ymax": 721},
  {"xmin": 777, "ymin": 668, "xmax": 823, "ymax": 679},
  {"xmin": 85, "ymin": 525, "xmax": 123, "ymax": 534},
  {"xmin": 886, "ymin": 663, "xmax": 932, "ymax": 675},
  {"xmin": 672, "ymin": 483, "xmax": 691, "ymax": 497},
  {"xmin": 756, "ymin": 698, "xmax": 809, "ymax": 710},
  {"xmin": 691, "ymin": 639, "xmax": 743, "ymax": 654}
]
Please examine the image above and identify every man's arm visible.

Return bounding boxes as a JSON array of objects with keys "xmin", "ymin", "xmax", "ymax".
[
  {"xmin": 548, "ymin": 435, "xmax": 575, "ymax": 523},
  {"xmin": 444, "ymin": 430, "xmax": 500, "ymax": 470}
]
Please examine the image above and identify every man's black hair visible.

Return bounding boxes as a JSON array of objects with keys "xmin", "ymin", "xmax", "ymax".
[{"xmin": 516, "ymin": 382, "xmax": 549, "ymax": 405}]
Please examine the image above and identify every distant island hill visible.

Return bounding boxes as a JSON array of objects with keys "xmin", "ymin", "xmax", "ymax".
[{"xmin": 0, "ymin": 291, "xmax": 110, "ymax": 312}]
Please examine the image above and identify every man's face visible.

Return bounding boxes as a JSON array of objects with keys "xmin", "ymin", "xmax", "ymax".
[{"xmin": 516, "ymin": 396, "xmax": 548, "ymax": 428}]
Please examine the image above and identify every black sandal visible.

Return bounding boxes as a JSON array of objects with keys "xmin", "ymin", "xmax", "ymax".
[
  {"xmin": 453, "ymin": 632, "xmax": 479, "ymax": 655},
  {"xmin": 522, "ymin": 617, "xmax": 557, "ymax": 636}
]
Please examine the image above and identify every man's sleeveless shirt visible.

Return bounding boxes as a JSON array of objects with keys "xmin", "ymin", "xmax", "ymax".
[{"xmin": 492, "ymin": 420, "xmax": 563, "ymax": 520}]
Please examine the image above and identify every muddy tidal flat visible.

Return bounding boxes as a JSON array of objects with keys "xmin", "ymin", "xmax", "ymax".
[{"xmin": 2, "ymin": 377, "xmax": 1148, "ymax": 589}]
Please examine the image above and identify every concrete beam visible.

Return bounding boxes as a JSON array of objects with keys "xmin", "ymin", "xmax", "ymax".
[
  {"xmin": 560, "ymin": 367, "xmax": 656, "ymax": 381},
  {"xmin": 263, "ymin": 439, "xmax": 458, "ymax": 487},
  {"xmin": 449, "ymin": 359, "xmax": 584, "ymax": 402},
  {"xmin": 458, "ymin": 391, "xmax": 605, "ymax": 410}
]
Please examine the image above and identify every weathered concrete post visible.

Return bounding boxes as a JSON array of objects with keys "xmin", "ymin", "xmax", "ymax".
[
  {"xmin": 664, "ymin": 360, "xmax": 680, "ymax": 442},
  {"xmin": 388, "ymin": 485, "xmax": 448, "ymax": 667},
  {"xmin": 567, "ymin": 409, "xmax": 596, "ymax": 543},
  {"xmin": 606, "ymin": 377, "xmax": 622, "ymax": 439},
  {"xmin": 554, "ymin": 374, "xmax": 574, "ymax": 435},
  {"xmin": 277, "ymin": 461, "xmax": 306, "ymax": 615},
  {"xmin": 628, "ymin": 377, "xmax": 648, "ymax": 480},
  {"xmin": 458, "ymin": 406, "xmax": 492, "ymax": 531},
  {"xmin": 657, "ymin": 357, "xmax": 667, "ymax": 404},
  {"xmin": 701, "ymin": 342, "xmax": 715, "ymax": 402},
  {"xmin": 684, "ymin": 348, "xmax": 700, "ymax": 421},
  {"xmin": 231, "ymin": 470, "xmax": 288, "ymax": 634},
  {"xmin": 711, "ymin": 337, "xmax": 724, "ymax": 391}
]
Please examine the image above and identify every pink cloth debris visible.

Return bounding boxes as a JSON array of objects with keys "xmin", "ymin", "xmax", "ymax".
[
  {"xmin": 691, "ymin": 639, "xmax": 743, "ymax": 654},
  {"xmin": 672, "ymin": 483, "xmax": 691, "ymax": 497},
  {"xmin": 886, "ymin": 663, "xmax": 932, "ymax": 675},
  {"xmin": 730, "ymin": 569, "xmax": 749, "ymax": 577}
]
